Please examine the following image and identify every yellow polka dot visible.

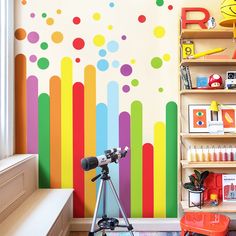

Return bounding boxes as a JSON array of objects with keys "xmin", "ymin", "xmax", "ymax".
[
  {"xmin": 153, "ymin": 26, "xmax": 165, "ymax": 38},
  {"xmin": 130, "ymin": 59, "xmax": 136, "ymax": 64},
  {"xmin": 46, "ymin": 18, "xmax": 54, "ymax": 25},
  {"xmin": 51, "ymin": 31, "xmax": 64, "ymax": 43},
  {"xmin": 108, "ymin": 25, "xmax": 113, "ymax": 30},
  {"xmin": 163, "ymin": 53, "xmax": 171, "ymax": 61},
  {"xmin": 57, "ymin": 9, "xmax": 62, "ymax": 14},
  {"xmin": 93, "ymin": 12, "xmax": 101, "ymax": 21},
  {"xmin": 93, "ymin": 34, "xmax": 105, "ymax": 47}
]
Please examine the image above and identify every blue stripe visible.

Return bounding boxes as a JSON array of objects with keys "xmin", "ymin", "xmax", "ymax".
[{"xmin": 96, "ymin": 103, "xmax": 108, "ymax": 217}]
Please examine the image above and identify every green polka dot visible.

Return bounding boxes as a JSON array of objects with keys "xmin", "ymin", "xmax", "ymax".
[
  {"xmin": 151, "ymin": 57, "xmax": 163, "ymax": 69},
  {"xmin": 131, "ymin": 79, "xmax": 139, "ymax": 87},
  {"xmin": 158, "ymin": 87, "xmax": 164, "ymax": 93},
  {"xmin": 37, "ymin": 57, "xmax": 49, "ymax": 69},
  {"xmin": 40, "ymin": 42, "xmax": 48, "ymax": 50},
  {"xmin": 156, "ymin": 0, "xmax": 164, "ymax": 6},
  {"xmin": 42, "ymin": 13, "xmax": 47, "ymax": 18}
]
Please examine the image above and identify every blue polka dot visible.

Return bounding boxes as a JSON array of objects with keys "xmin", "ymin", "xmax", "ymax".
[
  {"xmin": 97, "ymin": 59, "xmax": 109, "ymax": 71},
  {"xmin": 109, "ymin": 2, "xmax": 115, "ymax": 7},
  {"xmin": 99, "ymin": 49, "xmax": 107, "ymax": 57},
  {"xmin": 112, "ymin": 60, "xmax": 120, "ymax": 68},
  {"xmin": 107, "ymin": 41, "xmax": 119, "ymax": 53}
]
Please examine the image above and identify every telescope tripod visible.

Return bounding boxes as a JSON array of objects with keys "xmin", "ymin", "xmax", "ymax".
[{"xmin": 89, "ymin": 165, "xmax": 134, "ymax": 236}]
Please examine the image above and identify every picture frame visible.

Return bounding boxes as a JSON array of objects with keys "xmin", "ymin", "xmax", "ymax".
[
  {"xmin": 222, "ymin": 174, "xmax": 236, "ymax": 202},
  {"xmin": 188, "ymin": 104, "xmax": 211, "ymax": 133},
  {"xmin": 219, "ymin": 105, "xmax": 236, "ymax": 133}
]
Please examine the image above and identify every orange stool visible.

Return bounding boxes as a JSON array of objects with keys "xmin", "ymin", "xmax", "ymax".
[{"xmin": 180, "ymin": 212, "xmax": 230, "ymax": 236}]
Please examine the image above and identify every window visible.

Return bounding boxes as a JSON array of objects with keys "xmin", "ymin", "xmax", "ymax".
[{"xmin": 0, "ymin": 0, "xmax": 14, "ymax": 159}]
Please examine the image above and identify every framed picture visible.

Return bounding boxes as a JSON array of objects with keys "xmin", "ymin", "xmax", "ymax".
[
  {"xmin": 188, "ymin": 104, "xmax": 211, "ymax": 133},
  {"xmin": 219, "ymin": 105, "xmax": 236, "ymax": 132},
  {"xmin": 222, "ymin": 174, "xmax": 236, "ymax": 202}
]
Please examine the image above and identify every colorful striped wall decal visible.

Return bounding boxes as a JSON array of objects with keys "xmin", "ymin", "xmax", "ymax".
[
  {"xmin": 50, "ymin": 76, "xmax": 61, "ymax": 188},
  {"xmin": 131, "ymin": 101, "xmax": 143, "ymax": 217},
  {"xmin": 27, "ymin": 76, "xmax": 38, "ymax": 153},
  {"xmin": 15, "ymin": 54, "xmax": 27, "ymax": 153},
  {"xmin": 107, "ymin": 81, "xmax": 119, "ymax": 216},
  {"xmin": 166, "ymin": 101, "xmax": 178, "ymax": 218},
  {"xmin": 84, "ymin": 65, "xmax": 97, "ymax": 217},
  {"xmin": 154, "ymin": 122, "xmax": 166, "ymax": 218},
  {"xmin": 119, "ymin": 112, "xmax": 131, "ymax": 218},
  {"xmin": 61, "ymin": 57, "xmax": 73, "ymax": 188},
  {"xmin": 73, "ymin": 82, "xmax": 85, "ymax": 217},
  {"xmin": 38, "ymin": 93, "xmax": 50, "ymax": 188},
  {"xmin": 96, "ymin": 103, "xmax": 108, "ymax": 217},
  {"xmin": 143, "ymin": 143, "xmax": 154, "ymax": 218}
]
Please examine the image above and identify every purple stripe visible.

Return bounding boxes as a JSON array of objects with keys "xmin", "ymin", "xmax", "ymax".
[
  {"xmin": 119, "ymin": 111, "xmax": 130, "ymax": 217},
  {"xmin": 27, "ymin": 76, "xmax": 38, "ymax": 153}
]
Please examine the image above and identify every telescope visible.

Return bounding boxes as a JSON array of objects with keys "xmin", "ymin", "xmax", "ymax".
[{"xmin": 81, "ymin": 146, "xmax": 129, "ymax": 171}]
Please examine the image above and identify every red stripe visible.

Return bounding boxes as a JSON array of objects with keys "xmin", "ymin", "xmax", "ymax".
[
  {"xmin": 73, "ymin": 82, "xmax": 84, "ymax": 217},
  {"xmin": 142, "ymin": 143, "xmax": 154, "ymax": 217}
]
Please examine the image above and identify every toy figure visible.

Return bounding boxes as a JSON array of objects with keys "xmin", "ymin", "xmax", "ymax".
[
  {"xmin": 207, "ymin": 17, "xmax": 216, "ymax": 29},
  {"xmin": 208, "ymin": 74, "xmax": 223, "ymax": 88}
]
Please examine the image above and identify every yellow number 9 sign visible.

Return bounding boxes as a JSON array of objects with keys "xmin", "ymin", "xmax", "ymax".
[{"xmin": 182, "ymin": 41, "xmax": 195, "ymax": 59}]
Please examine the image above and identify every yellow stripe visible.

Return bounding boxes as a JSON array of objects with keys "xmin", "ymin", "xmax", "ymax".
[
  {"xmin": 154, "ymin": 122, "xmax": 166, "ymax": 218},
  {"xmin": 84, "ymin": 65, "xmax": 96, "ymax": 217},
  {"xmin": 61, "ymin": 57, "xmax": 73, "ymax": 188}
]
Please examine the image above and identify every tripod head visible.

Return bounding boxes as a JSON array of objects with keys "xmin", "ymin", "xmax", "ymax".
[{"xmin": 91, "ymin": 164, "xmax": 110, "ymax": 182}]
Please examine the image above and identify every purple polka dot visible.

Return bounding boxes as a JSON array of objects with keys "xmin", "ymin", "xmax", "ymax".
[
  {"xmin": 122, "ymin": 85, "xmax": 130, "ymax": 93},
  {"xmin": 27, "ymin": 31, "xmax": 39, "ymax": 43},
  {"xmin": 120, "ymin": 64, "xmax": 132, "ymax": 76},
  {"xmin": 121, "ymin": 35, "xmax": 127, "ymax": 40},
  {"xmin": 30, "ymin": 13, "xmax": 35, "ymax": 18},
  {"xmin": 29, "ymin": 55, "xmax": 37, "ymax": 62}
]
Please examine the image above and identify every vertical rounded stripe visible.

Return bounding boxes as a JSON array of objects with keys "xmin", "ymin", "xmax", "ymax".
[
  {"xmin": 166, "ymin": 102, "xmax": 178, "ymax": 218},
  {"xmin": 50, "ymin": 76, "xmax": 61, "ymax": 188},
  {"xmin": 107, "ymin": 81, "xmax": 119, "ymax": 217},
  {"xmin": 27, "ymin": 76, "xmax": 38, "ymax": 153},
  {"xmin": 38, "ymin": 93, "xmax": 50, "ymax": 188},
  {"xmin": 61, "ymin": 57, "xmax": 73, "ymax": 188},
  {"xmin": 131, "ymin": 101, "xmax": 142, "ymax": 217},
  {"xmin": 96, "ymin": 103, "xmax": 107, "ymax": 217},
  {"xmin": 73, "ymin": 82, "xmax": 84, "ymax": 217},
  {"xmin": 15, "ymin": 54, "xmax": 27, "ymax": 153},
  {"xmin": 84, "ymin": 65, "xmax": 96, "ymax": 217},
  {"xmin": 143, "ymin": 143, "xmax": 154, "ymax": 218},
  {"xmin": 154, "ymin": 122, "xmax": 166, "ymax": 218},
  {"xmin": 119, "ymin": 112, "xmax": 131, "ymax": 218}
]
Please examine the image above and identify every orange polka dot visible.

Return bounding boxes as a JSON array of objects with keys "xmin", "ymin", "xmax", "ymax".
[
  {"xmin": 15, "ymin": 28, "xmax": 26, "ymax": 40},
  {"xmin": 51, "ymin": 31, "xmax": 64, "ymax": 43},
  {"xmin": 46, "ymin": 18, "xmax": 54, "ymax": 25},
  {"xmin": 21, "ymin": 0, "xmax": 27, "ymax": 5}
]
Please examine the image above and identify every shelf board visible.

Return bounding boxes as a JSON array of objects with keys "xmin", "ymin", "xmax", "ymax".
[
  {"xmin": 181, "ymin": 160, "xmax": 236, "ymax": 168},
  {"xmin": 180, "ymin": 133, "xmax": 236, "ymax": 139},
  {"xmin": 181, "ymin": 59, "xmax": 236, "ymax": 66},
  {"xmin": 181, "ymin": 29, "xmax": 233, "ymax": 39},
  {"xmin": 181, "ymin": 201, "xmax": 236, "ymax": 213},
  {"xmin": 180, "ymin": 89, "xmax": 236, "ymax": 95}
]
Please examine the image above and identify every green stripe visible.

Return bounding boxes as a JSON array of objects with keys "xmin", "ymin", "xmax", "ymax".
[
  {"xmin": 131, "ymin": 101, "xmax": 142, "ymax": 217},
  {"xmin": 166, "ymin": 101, "xmax": 178, "ymax": 217},
  {"xmin": 38, "ymin": 93, "xmax": 50, "ymax": 188}
]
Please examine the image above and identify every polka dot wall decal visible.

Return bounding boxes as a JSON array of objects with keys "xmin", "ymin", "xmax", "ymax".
[
  {"xmin": 97, "ymin": 59, "xmax": 109, "ymax": 71},
  {"xmin": 15, "ymin": 28, "xmax": 26, "ymax": 40},
  {"xmin": 138, "ymin": 15, "xmax": 146, "ymax": 23},
  {"xmin": 153, "ymin": 26, "xmax": 165, "ymax": 38},
  {"xmin": 73, "ymin": 17, "xmax": 81, "ymax": 25},
  {"xmin": 42, "ymin": 13, "xmax": 47, "ymax": 18},
  {"xmin": 168, "ymin": 5, "xmax": 173, "ymax": 10},
  {"xmin": 107, "ymin": 41, "xmax": 119, "ymax": 53},
  {"xmin": 108, "ymin": 25, "xmax": 113, "ymax": 30},
  {"xmin": 75, "ymin": 58, "xmax": 81, "ymax": 63},
  {"xmin": 163, "ymin": 53, "xmax": 171, "ymax": 61},
  {"xmin": 57, "ymin": 9, "xmax": 62, "ymax": 14},
  {"xmin": 37, "ymin": 57, "xmax": 49, "ymax": 69},
  {"xmin": 151, "ymin": 57, "xmax": 163, "ymax": 69},
  {"xmin": 156, "ymin": 0, "xmax": 164, "ymax": 7},
  {"xmin": 21, "ymin": 0, "xmax": 27, "ymax": 5},
  {"xmin": 73, "ymin": 38, "xmax": 85, "ymax": 50},
  {"xmin": 120, "ymin": 64, "xmax": 133, "ymax": 76},
  {"xmin": 46, "ymin": 18, "xmax": 54, "ymax": 25},
  {"xmin": 99, "ymin": 49, "xmax": 107, "ymax": 57},
  {"xmin": 121, "ymin": 35, "xmax": 127, "ymax": 40},
  {"xmin": 27, "ymin": 32, "xmax": 39, "ymax": 43},
  {"xmin": 158, "ymin": 87, "xmax": 164, "ymax": 92},
  {"xmin": 51, "ymin": 31, "xmax": 63, "ymax": 43},
  {"xmin": 109, "ymin": 2, "xmax": 115, "ymax": 8},
  {"xmin": 40, "ymin": 42, "xmax": 48, "ymax": 50},
  {"xmin": 131, "ymin": 79, "xmax": 139, "ymax": 87},
  {"xmin": 122, "ymin": 85, "xmax": 130, "ymax": 93},
  {"xmin": 93, "ymin": 34, "xmax": 105, "ymax": 47},
  {"xmin": 30, "ymin": 13, "xmax": 35, "ymax": 18},
  {"xmin": 93, "ymin": 12, "xmax": 101, "ymax": 21},
  {"xmin": 29, "ymin": 55, "xmax": 37, "ymax": 63},
  {"xmin": 130, "ymin": 59, "xmax": 136, "ymax": 64},
  {"xmin": 112, "ymin": 60, "xmax": 120, "ymax": 68}
]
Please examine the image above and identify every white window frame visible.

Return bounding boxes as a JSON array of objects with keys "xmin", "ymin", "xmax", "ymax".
[{"xmin": 0, "ymin": 0, "xmax": 14, "ymax": 159}]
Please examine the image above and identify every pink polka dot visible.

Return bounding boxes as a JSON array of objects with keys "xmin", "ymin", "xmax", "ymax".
[
  {"xmin": 73, "ymin": 38, "xmax": 85, "ymax": 50},
  {"xmin": 122, "ymin": 85, "xmax": 130, "ymax": 93},
  {"xmin": 121, "ymin": 35, "xmax": 127, "ymax": 40},
  {"xmin": 27, "ymin": 31, "xmax": 39, "ymax": 43},
  {"xmin": 120, "ymin": 64, "xmax": 133, "ymax": 76},
  {"xmin": 138, "ymin": 15, "xmax": 146, "ymax": 23},
  {"xmin": 29, "ymin": 55, "xmax": 37, "ymax": 62},
  {"xmin": 168, "ymin": 5, "xmax": 173, "ymax": 10},
  {"xmin": 73, "ymin": 17, "xmax": 81, "ymax": 25},
  {"xmin": 30, "ymin": 13, "xmax": 35, "ymax": 18}
]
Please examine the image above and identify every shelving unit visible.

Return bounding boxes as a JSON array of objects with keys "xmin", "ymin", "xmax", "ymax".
[{"xmin": 181, "ymin": 59, "xmax": 236, "ymax": 66}]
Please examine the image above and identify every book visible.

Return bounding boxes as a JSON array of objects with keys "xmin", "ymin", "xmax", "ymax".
[
  {"xmin": 180, "ymin": 66, "xmax": 192, "ymax": 89},
  {"xmin": 222, "ymin": 174, "xmax": 236, "ymax": 202}
]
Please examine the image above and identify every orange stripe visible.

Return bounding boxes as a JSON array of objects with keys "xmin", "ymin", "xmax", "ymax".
[
  {"xmin": 50, "ymin": 76, "xmax": 61, "ymax": 188},
  {"xmin": 15, "ymin": 54, "xmax": 27, "ymax": 153}
]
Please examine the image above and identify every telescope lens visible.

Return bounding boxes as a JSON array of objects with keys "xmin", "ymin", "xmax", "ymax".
[{"xmin": 81, "ymin": 157, "xmax": 98, "ymax": 171}]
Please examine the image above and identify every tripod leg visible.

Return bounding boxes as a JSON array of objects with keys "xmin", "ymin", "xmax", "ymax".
[
  {"xmin": 89, "ymin": 179, "xmax": 105, "ymax": 234},
  {"xmin": 103, "ymin": 180, "xmax": 106, "ymax": 217},
  {"xmin": 107, "ymin": 179, "xmax": 134, "ymax": 236}
]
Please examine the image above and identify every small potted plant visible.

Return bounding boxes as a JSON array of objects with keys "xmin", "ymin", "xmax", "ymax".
[{"xmin": 183, "ymin": 169, "xmax": 209, "ymax": 208}]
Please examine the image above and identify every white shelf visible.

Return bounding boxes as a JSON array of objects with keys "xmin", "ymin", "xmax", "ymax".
[
  {"xmin": 180, "ymin": 133, "xmax": 236, "ymax": 139},
  {"xmin": 181, "ymin": 59, "xmax": 236, "ymax": 66},
  {"xmin": 181, "ymin": 160, "xmax": 236, "ymax": 169},
  {"xmin": 180, "ymin": 90, "xmax": 236, "ymax": 95}
]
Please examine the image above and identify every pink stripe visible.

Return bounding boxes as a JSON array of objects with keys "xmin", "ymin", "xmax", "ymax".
[
  {"xmin": 27, "ymin": 76, "xmax": 38, "ymax": 153},
  {"xmin": 119, "ymin": 111, "xmax": 130, "ymax": 217}
]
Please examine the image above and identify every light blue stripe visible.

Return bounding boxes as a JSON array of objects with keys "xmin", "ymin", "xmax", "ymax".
[
  {"xmin": 96, "ymin": 103, "xmax": 108, "ymax": 217},
  {"xmin": 107, "ymin": 81, "xmax": 119, "ymax": 217}
]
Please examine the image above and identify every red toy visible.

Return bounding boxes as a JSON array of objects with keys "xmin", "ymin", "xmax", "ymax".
[{"xmin": 208, "ymin": 74, "xmax": 223, "ymax": 88}]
